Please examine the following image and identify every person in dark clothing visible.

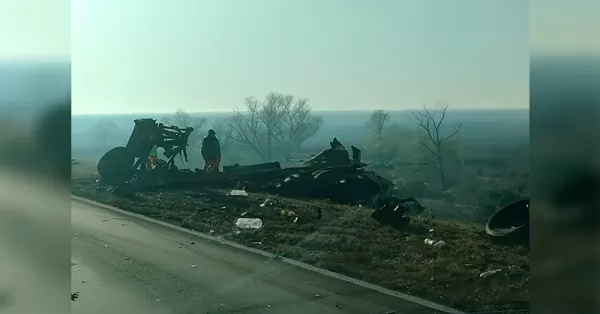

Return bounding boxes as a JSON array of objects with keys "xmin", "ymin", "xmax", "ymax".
[
  {"xmin": 330, "ymin": 137, "xmax": 343, "ymax": 150},
  {"xmin": 201, "ymin": 129, "xmax": 221, "ymax": 172}
]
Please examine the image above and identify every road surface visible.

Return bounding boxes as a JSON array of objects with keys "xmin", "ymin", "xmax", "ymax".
[{"xmin": 71, "ymin": 198, "xmax": 459, "ymax": 314}]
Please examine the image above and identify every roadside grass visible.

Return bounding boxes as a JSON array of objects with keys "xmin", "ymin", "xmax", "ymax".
[{"xmin": 71, "ymin": 161, "xmax": 529, "ymax": 312}]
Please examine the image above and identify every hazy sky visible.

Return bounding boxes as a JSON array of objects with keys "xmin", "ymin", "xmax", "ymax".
[
  {"xmin": 74, "ymin": 1, "xmax": 529, "ymax": 113},
  {"xmin": 0, "ymin": 0, "xmax": 70, "ymax": 60},
  {"xmin": 70, "ymin": 0, "xmax": 532, "ymax": 114}
]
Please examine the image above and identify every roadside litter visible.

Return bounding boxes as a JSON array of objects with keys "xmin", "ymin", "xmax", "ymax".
[
  {"xmin": 480, "ymin": 269, "xmax": 503, "ymax": 278},
  {"xmin": 280, "ymin": 210, "xmax": 296, "ymax": 217},
  {"xmin": 259, "ymin": 198, "xmax": 280, "ymax": 207},
  {"xmin": 229, "ymin": 189, "xmax": 248, "ymax": 196},
  {"xmin": 235, "ymin": 218, "xmax": 263, "ymax": 229},
  {"xmin": 424, "ymin": 238, "xmax": 446, "ymax": 249}
]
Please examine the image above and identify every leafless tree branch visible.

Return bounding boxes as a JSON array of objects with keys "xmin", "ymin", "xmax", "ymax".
[
  {"xmin": 163, "ymin": 109, "xmax": 207, "ymax": 153},
  {"xmin": 225, "ymin": 92, "xmax": 322, "ymax": 161},
  {"xmin": 411, "ymin": 104, "xmax": 461, "ymax": 188}
]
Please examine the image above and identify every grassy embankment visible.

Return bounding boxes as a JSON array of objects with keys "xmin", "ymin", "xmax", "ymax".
[{"xmin": 71, "ymin": 161, "xmax": 529, "ymax": 312}]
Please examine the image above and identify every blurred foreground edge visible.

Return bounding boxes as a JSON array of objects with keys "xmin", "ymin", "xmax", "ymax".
[
  {"xmin": 530, "ymin": 54, "xmax": 600, "ymax": 313},
  {"xmin": 0, "ymin": 100, "xmax": 71, "ymax": 314}
]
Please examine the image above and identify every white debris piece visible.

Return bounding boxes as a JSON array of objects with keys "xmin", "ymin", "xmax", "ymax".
[
  {"xmin": 433, "ymin": 240, "xmax": 446, "ymax": 249},
  {"xmin": 229, "ymin": 189, "xmax": 248, "ymax": 196},
  {"xmin": 235, "ymin": 218, "xmax": 263, "ymax": 229},
  {"xmin": 424, "ymin": 238, "xmax": 435, "ymax": 246},
  {"xmin": 479, "ymin": 269, "xmax": 503, "ymax": 278}
]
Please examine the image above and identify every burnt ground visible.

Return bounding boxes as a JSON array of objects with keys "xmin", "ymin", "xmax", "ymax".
[{"xmin": 71, "ymin": 162, "xmax": 529, "ymax": 312}]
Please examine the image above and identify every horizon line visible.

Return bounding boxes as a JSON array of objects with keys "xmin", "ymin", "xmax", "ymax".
[{"xmin": 72, "ymin": 107, "xmax": 529, "ymax": 116}]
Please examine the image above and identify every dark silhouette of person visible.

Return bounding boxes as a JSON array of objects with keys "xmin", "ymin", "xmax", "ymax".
[{"xmin": 201, "ymin": 129, "xmax": 221, "ymax": 172}]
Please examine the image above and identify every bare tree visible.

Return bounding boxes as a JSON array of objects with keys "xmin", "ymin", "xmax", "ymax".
[
  {"xmin": 90, "ymin": 119, "xmax": 119, "ymax": 148},
  {"xmin": 365, "ymin": 109, "xmax": 391, "ymax": 165},
  {"xmin": 366, "ymin": 110, "xmax": 391, "ymax": 141},
  {"xmin": 163, "ymin": 109, "xmax": 207, "ymax": 153},
  {"xmin": 411, "ymin": 104, "xmax": 462, "ymax": 189},
  {"xmin": 277, "ymin": 97, "xmax": 324, "ymax": 157},
  {"xmin": 225, "ymin": 92, "xmax": 323, "ymax": 161}
]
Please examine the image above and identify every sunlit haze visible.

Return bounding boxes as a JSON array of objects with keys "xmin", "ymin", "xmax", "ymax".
[
  {"xmin": 0, "ymin": 0, "xmax": 69, "ymax": 60},
  {"xmin": 72, "ymin": 0, "xmax": 528, "ymax": 114}
]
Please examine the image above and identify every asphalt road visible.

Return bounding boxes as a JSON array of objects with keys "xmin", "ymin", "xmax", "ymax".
[{"xmin": 71, "ymin": 198, "xmax": 459, "ymax": 314}]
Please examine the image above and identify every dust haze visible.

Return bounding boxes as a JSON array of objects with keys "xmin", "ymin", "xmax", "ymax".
[{"xmin": 72, "ymin": 93, "xmax": 529, "ymax": 225}]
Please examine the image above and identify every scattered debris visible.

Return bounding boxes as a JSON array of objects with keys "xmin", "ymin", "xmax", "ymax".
[
  {"xmin": 433, "ymin": 240, "xmax": 446, "ymax": 249},
  {"xmin": 280, "ymin": 210, "xmax": 297, "ymax": 217},
  {"xmin": 71, "ymin": 292, "xmax": 80, "ymax": 302},
  {"xmin": 259, "ymin": 198, "xmax": 279, "ymax": 207},
  {"xmin": 190, "ymin": 264, "xmax": 198, "ymax": 268},
  {"xmin": 371, "ymin": 197, "xmax": 423, "ymax": 230},
  {"xmin": 425, "ymin": 238, "xmax": 446, "ymax": 248},
  {"xmin": 229, "ymin": 189, "xmax": 249, "ymax": 197},
  {"xmin": 271, "ymin": 254, "xmax": 283, "ymax": 261},
  {"xmin": 480, "ymin": 269, "xmax": 503, "ymax": 278},
  {"xmin": 235, "ymin": 218, "xmax": 263, "ymax": 229}
]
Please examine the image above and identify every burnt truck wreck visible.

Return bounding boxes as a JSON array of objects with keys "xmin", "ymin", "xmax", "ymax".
[{"xmin": 97, "ymin": 118, "xmax": 424, "ymax": 227}]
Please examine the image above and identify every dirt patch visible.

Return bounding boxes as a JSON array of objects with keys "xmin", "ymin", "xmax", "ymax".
[{"xmin": 72, "ymin": 162, "xmax": 529, "ymax": 312}]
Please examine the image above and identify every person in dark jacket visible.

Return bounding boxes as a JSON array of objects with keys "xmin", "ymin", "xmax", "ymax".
[{"xmin": 201, "ymin": 129, "xmax": 221, "ymax": 172}]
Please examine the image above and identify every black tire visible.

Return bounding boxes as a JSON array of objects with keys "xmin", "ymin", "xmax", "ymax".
[
  {"xmin": 486, "ymin": 199, "xmax": 529, "ymax": 246},
  {"xmin": 97, "ymin": 147, "xmax": 135, "ymax": 184}
]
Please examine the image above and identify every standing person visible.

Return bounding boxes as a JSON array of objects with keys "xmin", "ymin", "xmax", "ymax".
[
  {"xmin": 147, "ymin": 144, "xmax": 159, "ymax": 170},
  {"xmin": 201, "ymin": 129, "xmax": 221, "ymax": 172}
]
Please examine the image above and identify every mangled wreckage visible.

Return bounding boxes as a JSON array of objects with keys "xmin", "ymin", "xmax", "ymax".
[{"xmin": 96, "ymin": 118, "xmax": 425, "ymax": 228}]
